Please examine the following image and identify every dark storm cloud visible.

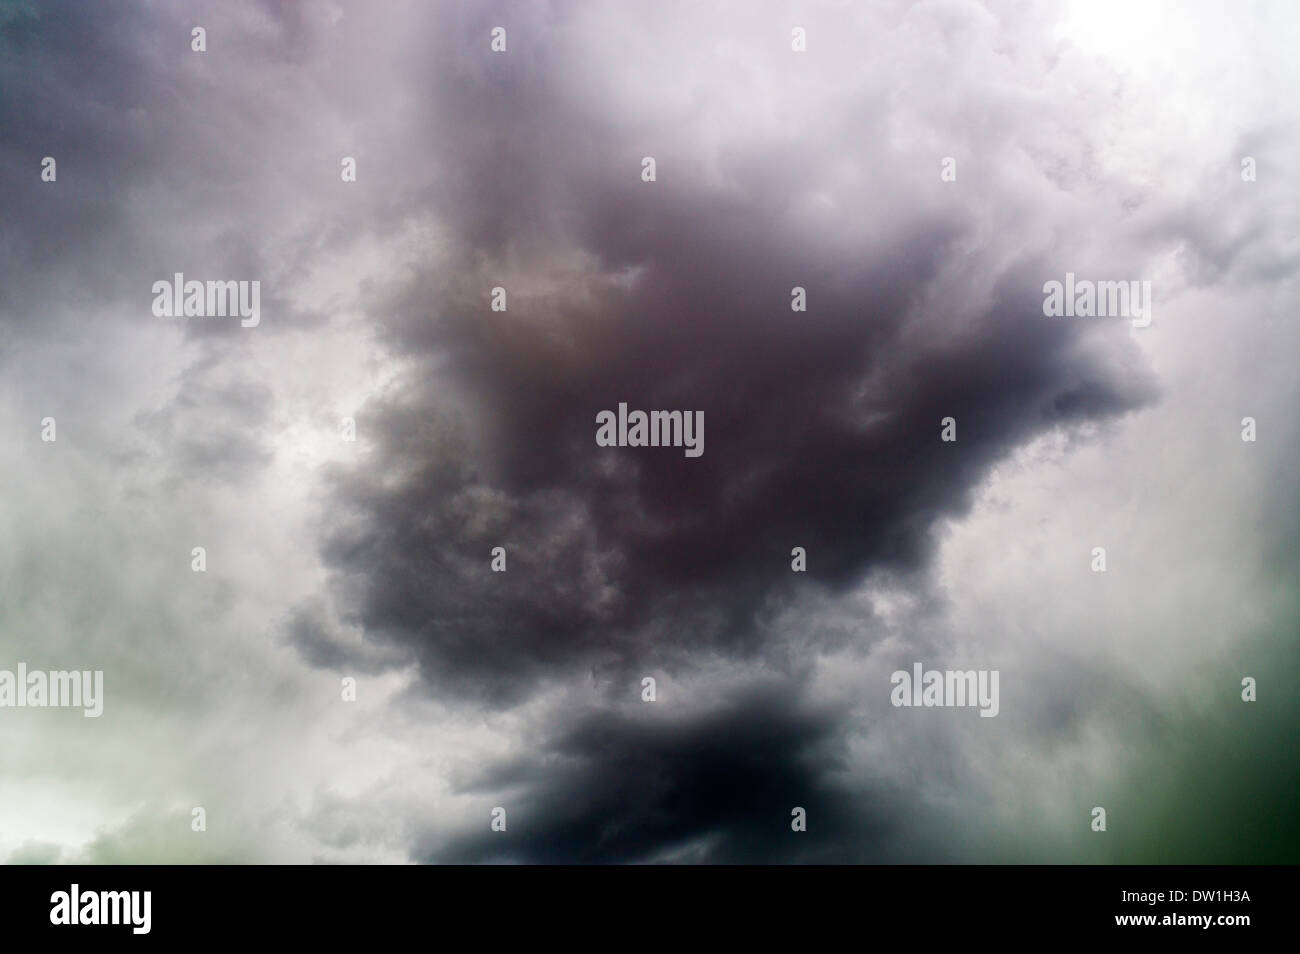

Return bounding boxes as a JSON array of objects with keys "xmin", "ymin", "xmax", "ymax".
[
  {"xmin": 298, "ymin": 8, "xmax": 1158, "ymax": 705},
  {"xmin": 424, "ymin": 678, "xmax": 903, "ymax": 864},
  {"xmin": 0, "ymin": 0, "xmax": 1290, "ymax": 867},
  {"xmin": 311, "ymin": 259, "xmax": 1156, "ymax": 707},
  {"xmin": 276, "ymin": 4, "xmax": 1165, "ymax": 861}
]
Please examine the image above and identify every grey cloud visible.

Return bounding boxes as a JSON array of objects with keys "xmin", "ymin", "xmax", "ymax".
[{"xmin": 298, "ymin": 5, "xmax": 1160, "ymax": 705}]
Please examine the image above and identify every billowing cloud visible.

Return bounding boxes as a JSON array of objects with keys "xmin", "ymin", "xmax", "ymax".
[{"xmin": 0, "ymin": 0, "xmax": 1295, "ymax": 865}]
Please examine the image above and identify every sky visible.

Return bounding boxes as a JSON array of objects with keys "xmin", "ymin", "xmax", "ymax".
[{"xmin": 0, "ymin": 0, "xmax": 1296, "ymax": 864}]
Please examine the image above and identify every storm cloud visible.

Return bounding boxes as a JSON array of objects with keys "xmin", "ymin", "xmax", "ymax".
[{"xmin": 1, "ymin": 0, "xmax": 1296, "ymax": 865}]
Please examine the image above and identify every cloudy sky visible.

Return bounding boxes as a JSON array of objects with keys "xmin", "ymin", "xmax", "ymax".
[{"xmin": 0, "ymin": 0, "xmax": 1296, "ymax": 864}]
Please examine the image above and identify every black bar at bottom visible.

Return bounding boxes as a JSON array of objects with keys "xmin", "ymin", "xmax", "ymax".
[{"xmin": 1, "ymin": 864, "xmax": 1285, "ymax": 941}]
